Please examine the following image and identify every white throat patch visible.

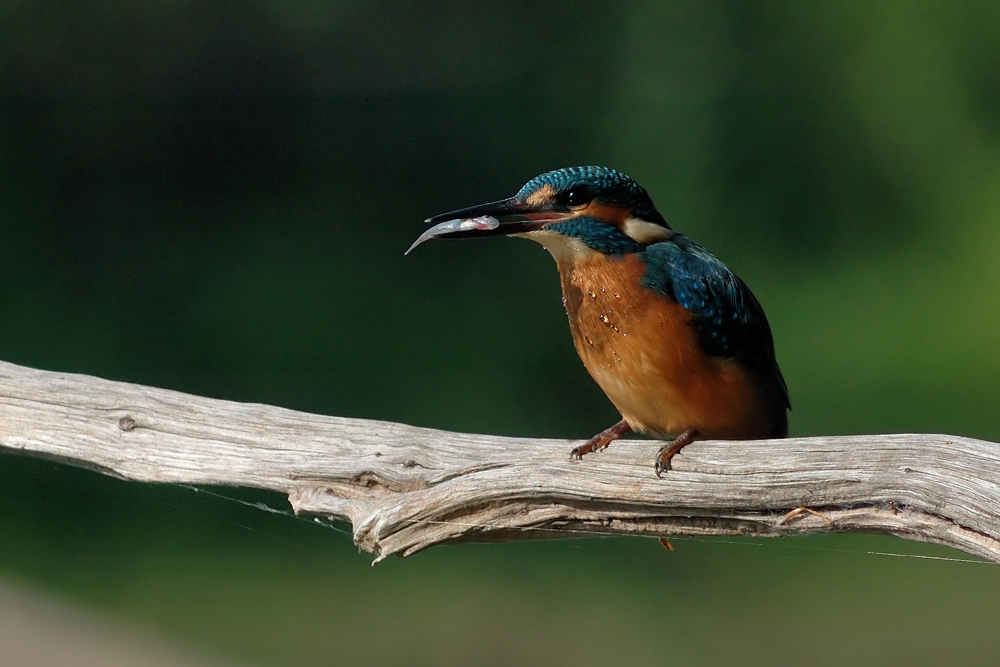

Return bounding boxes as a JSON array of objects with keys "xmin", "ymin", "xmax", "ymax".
[{"xmin": 514, "ymin": 229, "xmax": 601, "ymax": 263}]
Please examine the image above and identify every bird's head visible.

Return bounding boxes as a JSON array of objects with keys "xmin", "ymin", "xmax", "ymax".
[{"xmin": 407, "ymin": 166, "xmax": 673, "ymax": 261}]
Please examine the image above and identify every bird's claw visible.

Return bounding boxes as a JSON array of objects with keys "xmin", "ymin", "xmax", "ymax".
[
  {"xmin": 652, "ymin": 429, "xmax": 699, "ymax": 478},
  {"xmin": 569, "ymin": 441, "xmax": 606, "ymax": 460},
  {"xmin": 653, "ymin": 452, "xmax": 672, "ymax": 478},
  {"xmin": 569, "ymin": 419, "xmax": 632, "ymax": 462}
]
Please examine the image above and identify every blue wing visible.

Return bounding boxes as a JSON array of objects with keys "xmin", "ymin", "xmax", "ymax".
[{"xmin": 639, "ymin": 234, "xmax": 790, "ymax": 410}]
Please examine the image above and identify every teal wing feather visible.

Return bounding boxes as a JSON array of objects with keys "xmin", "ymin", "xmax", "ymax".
[{"xmin": 639, "ymin": 235, "xmax": 790, "ymax": 411}]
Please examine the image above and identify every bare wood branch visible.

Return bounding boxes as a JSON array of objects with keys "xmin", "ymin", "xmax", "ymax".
[{"xmin": 1, "ymin": 359, "xmax": 998, "ymax": 563}]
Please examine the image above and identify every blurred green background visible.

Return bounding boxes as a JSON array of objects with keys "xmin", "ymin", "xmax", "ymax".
[{"xmin": 3, "ymin": 1, "xmax": 1000, "ymax": 664}]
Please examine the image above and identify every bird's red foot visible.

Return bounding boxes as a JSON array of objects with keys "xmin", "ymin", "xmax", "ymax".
[
  {"xmin": 570, "ymin": 420, "xmax": 633, "ymax": 459},
  {"xmin": 654, "ymin": 429, "xmax": 700, "ymax": 477}
]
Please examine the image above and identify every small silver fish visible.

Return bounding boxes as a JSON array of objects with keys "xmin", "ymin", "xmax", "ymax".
[{"xmin": 404, "ymin": 215, "xmax": 500, "ymax": 255}]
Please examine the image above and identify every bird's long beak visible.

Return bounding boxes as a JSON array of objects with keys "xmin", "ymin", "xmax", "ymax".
[{"xmin": 405, "ymin": 196, "xmax": 565, "ymax": 255}]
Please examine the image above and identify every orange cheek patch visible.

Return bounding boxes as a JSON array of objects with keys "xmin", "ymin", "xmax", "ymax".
[
  {"xmin": 524, "ymin": 185, "xmax": 556, "ymax": 208},
  {"xmin": 574, "ymin": 202, "xmax": 631, "ymax": 226}
]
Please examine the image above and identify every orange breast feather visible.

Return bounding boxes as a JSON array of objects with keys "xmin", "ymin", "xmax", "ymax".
[{"xmin": 558, "ymin": 254, "xmax": 772, "ymax": 440}]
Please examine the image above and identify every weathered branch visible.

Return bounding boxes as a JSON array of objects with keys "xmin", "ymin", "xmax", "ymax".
[{"xmin": 1, "ymin": 360, "xmax": 998, "ymax": 563}]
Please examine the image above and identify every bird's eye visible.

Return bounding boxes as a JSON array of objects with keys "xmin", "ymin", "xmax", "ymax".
[{"xmin": 564, "ymin": 187, "xmax": 592, "ymax": 207}]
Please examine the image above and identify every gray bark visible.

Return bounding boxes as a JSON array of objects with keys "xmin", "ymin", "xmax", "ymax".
[{"xmin": 1, "ymin": 360, "xmax": 997, "ymax": 563}]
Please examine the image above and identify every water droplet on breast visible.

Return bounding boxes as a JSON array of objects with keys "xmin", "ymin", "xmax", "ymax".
[
  {"xmin": 598, "ymin": 312, "xmax": 624, "ymax": 335},
  {"xmin": 587, "ymin": 289, "xmax": 597, "ymax": 299},
  {"xmin": 612, "ymin": 291, "xmax": 621, "ymax": 299}
]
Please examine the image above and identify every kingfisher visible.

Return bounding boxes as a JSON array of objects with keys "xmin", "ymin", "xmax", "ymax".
[{"xmin": 407, "ymin": 166, "xmax": 789, "ymax": 476}]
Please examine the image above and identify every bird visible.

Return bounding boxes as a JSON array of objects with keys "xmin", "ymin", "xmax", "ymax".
[{"xmin": 407, "ymin": 166, "xmax": 789, "ymax": 476}]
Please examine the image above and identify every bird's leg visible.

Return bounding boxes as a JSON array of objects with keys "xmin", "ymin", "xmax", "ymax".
[
  {"xmin": 654, "ymin": 429, "xmax": 700, "ymax": 477},
  {"xmin": 570, "ymin": 419, "xmax": 632, "ymax": 460}
]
